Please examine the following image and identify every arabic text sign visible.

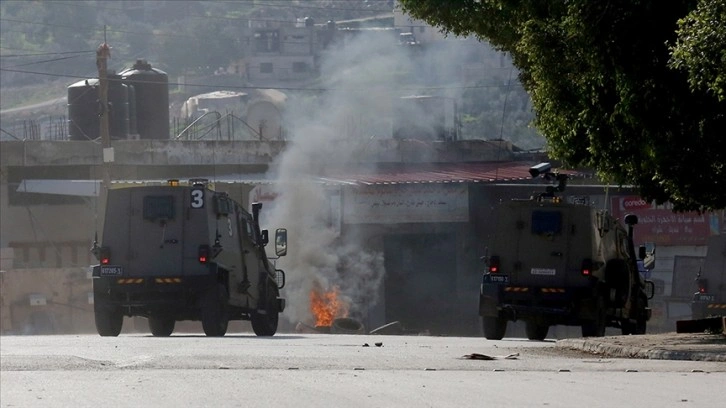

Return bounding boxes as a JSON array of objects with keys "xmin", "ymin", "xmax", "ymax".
[
  {"xmin": 344, "ymin": 184, "xmax": 469, "ymax": 224},
  {"xmin": 611, "ymin": 196, "xmax": 719, "ymax": 245}
]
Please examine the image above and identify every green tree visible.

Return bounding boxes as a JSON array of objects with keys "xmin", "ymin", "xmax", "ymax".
[
  {"xmin": 399, "ymin": 0, "xmax": 726, "ymax": 211},
  {"xmin": 670, "ymin": 0, "xmax": 726, "ymax": 102}
]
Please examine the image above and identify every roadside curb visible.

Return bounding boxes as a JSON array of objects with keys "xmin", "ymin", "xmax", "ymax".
[{"xmin": 556, "ymin": 338, "xmax": 726, "ymax": 362}]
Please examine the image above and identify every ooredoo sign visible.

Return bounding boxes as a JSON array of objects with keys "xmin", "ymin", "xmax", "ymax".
[{"xmin": 620, "ymin": 197, "xmax": 651, "ymax": 211}]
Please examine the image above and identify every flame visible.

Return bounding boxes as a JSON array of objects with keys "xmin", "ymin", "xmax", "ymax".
[{"xmin": 310, "ymin": 284, "xmax": 348, "ymax": 327}]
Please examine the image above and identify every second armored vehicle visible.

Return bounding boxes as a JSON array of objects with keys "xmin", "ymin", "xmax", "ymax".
[
  {"xmin": 691, "ymin": 234, "xmax": 726, "ymax": 319},
  {"xmin": 479, "ymin": 164, "xmax": 654, "ymax": 340}
]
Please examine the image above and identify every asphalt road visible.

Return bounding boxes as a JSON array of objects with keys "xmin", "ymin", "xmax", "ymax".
[{"xmin": 1, "ymin": 333, "xmax": 724, "ymax": 408}]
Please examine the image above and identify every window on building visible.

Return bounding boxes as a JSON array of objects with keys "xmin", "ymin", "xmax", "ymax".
[
  {"xmin": 292, "ymin": 62, "xmax": 308, "ymax": 73},
  {"xmin": 254, "ymin": 30, "xmax": 280, "ymax": 52},
  {"xmin": 260, "ymin": 63, "xmax": 273, "ymax": 74}
]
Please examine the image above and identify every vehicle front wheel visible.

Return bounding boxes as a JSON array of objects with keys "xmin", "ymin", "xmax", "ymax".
[
  {"xmin": 582, "ymin": 296, "xmax": 606, "ymax": 337},
  {"xmin": 622, "ymin": 316, "xmax": 647, "ymax": 335},
  {"xmin": 482, "ymin": 316, "xmax": 507, "ymax": 340},
  {"xmin": 149, "ymin": 316, "xmax": 175, "ymax": 337},
  {"xmin": 622, "ymin": 291, "xmax": 648, "ymax": 335},
  {"xmin": 251, "ymin": 284, "xmax": 279, "ymax": 336},
  {"xmin": 94, "ymin": 305, "xmax": 123, "ymax": 337}
]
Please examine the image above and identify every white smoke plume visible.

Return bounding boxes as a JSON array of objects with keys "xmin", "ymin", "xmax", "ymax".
[
  {"xmin": 264, "ymin": 32, "xmax": 412, "ymax": 325},
  {"xmin": 264, "ymin": 30, "xmax": 510, "ymax": 328}
]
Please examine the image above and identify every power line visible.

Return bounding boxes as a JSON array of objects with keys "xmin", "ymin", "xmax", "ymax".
[
  {"xmin": 0, "ymin": 16, "xmax": 398, "ymax": 53},
  {"xmin": 240, "ymin": 1, "xmax": 393, "ymax": 13},
  {"xmin": 45, "ymin": 0, "xmax": 394, "ymax": 14},
  {"xmin": 0, "ymin": 18, "xmax": 199, "ymax": 40},
  {"xmin": 0, "ymin": 50, "xmax": 95, "ymax": 58},
  {"xmin": 0, "ymin": 16, "xmax": 391, "ymax": 46},
  {"xmin": 0, "ymin": 66, "xmax": 522, "ymax": 93},
  {"xmin": 1, "ymin": 54, "xmax": 88, "ymax": 69},
  {"xmin": 39, "ymin": 1, "xmax": 391, "ymax": 25}
]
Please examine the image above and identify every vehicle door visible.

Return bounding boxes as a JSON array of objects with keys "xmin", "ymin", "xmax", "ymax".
[
  {"xmin": 238, "ymin": 209, "xmax": 264, "ymax": 296},
  {"xmin": 127, "ymin": 187, "xmax": 184, "ymax": 277},
  {"xmin": 511, "ymin": 205, "xmax": 570, "ymax": 287}
]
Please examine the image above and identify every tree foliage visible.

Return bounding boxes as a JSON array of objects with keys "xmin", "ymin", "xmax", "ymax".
[
  {"xmin": 399, "ymin": 0, "xmax": 726, "ymax": 211},
  {"xmin": 669, "ymin": 0, "xmax": 726, "ymax": 102}
]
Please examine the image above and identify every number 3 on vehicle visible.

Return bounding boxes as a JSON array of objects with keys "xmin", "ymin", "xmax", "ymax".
[{"xmin": 190, "ymin": 188, "xmax": 204, "ymax": 209}]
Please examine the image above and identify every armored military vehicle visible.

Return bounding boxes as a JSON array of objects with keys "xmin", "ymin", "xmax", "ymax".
[
  {"xmin": 91, "ymin": 180, "xmax": 287, "ymax": 337},
  {"xmin": 479, "ymin": 164, "xmax": 654, "ymax": 340},
  {"xmin": 691, "ymin": 234, "xmax": 726, "ymax": 319}
]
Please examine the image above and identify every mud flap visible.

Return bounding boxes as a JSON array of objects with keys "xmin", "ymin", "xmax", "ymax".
[{"xmin": 479, "ymin": 285, "xmax": 500, "ymax": 317}]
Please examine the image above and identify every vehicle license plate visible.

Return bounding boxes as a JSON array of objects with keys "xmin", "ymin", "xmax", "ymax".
[
  {"xmin": 100, "ymin": 265, "xmax": 124, "ymax": 276},
  {"xmin": 483, "ymin": 274, "xmax": 509, "ymax": 284},
  {"xmin": 695, "ymin": 294, "xmax": 716, "ymax": 302},
  {"xmin": 531, "ymin": 268, "xmax": 556, "ymax": 276}
]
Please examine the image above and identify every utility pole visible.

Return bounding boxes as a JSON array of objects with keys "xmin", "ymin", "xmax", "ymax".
[{"xmin": 96, "ymin": 28, "xmax": 112, "ymax": 227}]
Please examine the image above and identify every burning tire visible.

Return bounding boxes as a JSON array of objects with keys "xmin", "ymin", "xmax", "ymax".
[{"xmin": 331, "ymin": 317, "xmax": 365, "ymax": 334}]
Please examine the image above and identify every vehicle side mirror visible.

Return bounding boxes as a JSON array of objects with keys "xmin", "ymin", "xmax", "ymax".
[
  {"xmin": 645, "ymin": 280, "xmax": 655, "ymax": 299},
  {"xmin": 261, "ymin": 229, "xmax": 269, "ymax": 246},
  {"xmin": 639, "ymin": 244, "xmax": 656, "ymax": 270},
  {"xmin": 275, "ymin": 228, "xmax": 287, "ymax": 257}
]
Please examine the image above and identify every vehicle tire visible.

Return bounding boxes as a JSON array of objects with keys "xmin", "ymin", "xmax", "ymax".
[
  {"xmin": 621, "ymin": 319, "xmax": 634, "ymax": 335},
  {"xmin": 251, "ymin": 284, "xmax": 279, "ymax": 337},
  {"xmin": 482, "ymin": 316, "xmax": 507, "ymax": 340},
  {"xmin": 604, "ymin": 259, "xmax": 630, "ymax": 308},
  {"xmin": 581, "ymin": 296, "xmax": 606, "ymax": 337},
  {"xmin": 622, "ymin": 294, "xmax": 648, "ymax": 335},
  {"xmin": 634, "ymin": 317, "xmax": 647, "ymax": 335},
  {"xmin": 94, "ymin": 305, "xmax": 123, "ymax": 337},
  {"xmin": 148, "ymin": 316, "xmax": 175, "ymax": 337},
  {"xmin": 525, "ymin": 321, "xmax": 549, "ymax": 341},
  {"xmin": 331, "ymin": 317, "xmax": 366, "ymax": 334},
  {"xmin": 201, "ymin": 284, "xmax": 229, "ymax": 337},
  {"xmin": 632, "ymin": 294, "xmax": 648, "ymax": 335}
]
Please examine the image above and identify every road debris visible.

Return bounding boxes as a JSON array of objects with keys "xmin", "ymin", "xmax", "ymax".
[
  {"xmin": 294, "ymin": 322, "xmax": 320, "ymax": 334},
  {"xmin": 369, "ymin": 321, "xmax": 404, "ymax": 335},
  {"xmin": 461, "ymin": 352, "xmax": 519, "ymax": 360}
]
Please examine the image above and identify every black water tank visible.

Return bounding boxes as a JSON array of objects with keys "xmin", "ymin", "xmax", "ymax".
[
  {"xmin": 119, "ymin": 59, "xmax": 169, "ymax": 139},
  {"xmin": 67, "ymin": 78, "xmax": 99, "ymax": 141},
  {"xmin": 108, "ymin": 73, "xmax": 130, "ymax": 139},
  {"xmin": 67, "ymin": 76, "xmax": 131, "ymax": 140},
  {"xmin": 127, "ymin": 84, "xmax": 138, "ymax": 137}
]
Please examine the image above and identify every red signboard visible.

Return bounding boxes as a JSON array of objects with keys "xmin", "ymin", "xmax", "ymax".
[{"xmin": 610, "ymin": 196, "xmax": 721, "ymax": 246}]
